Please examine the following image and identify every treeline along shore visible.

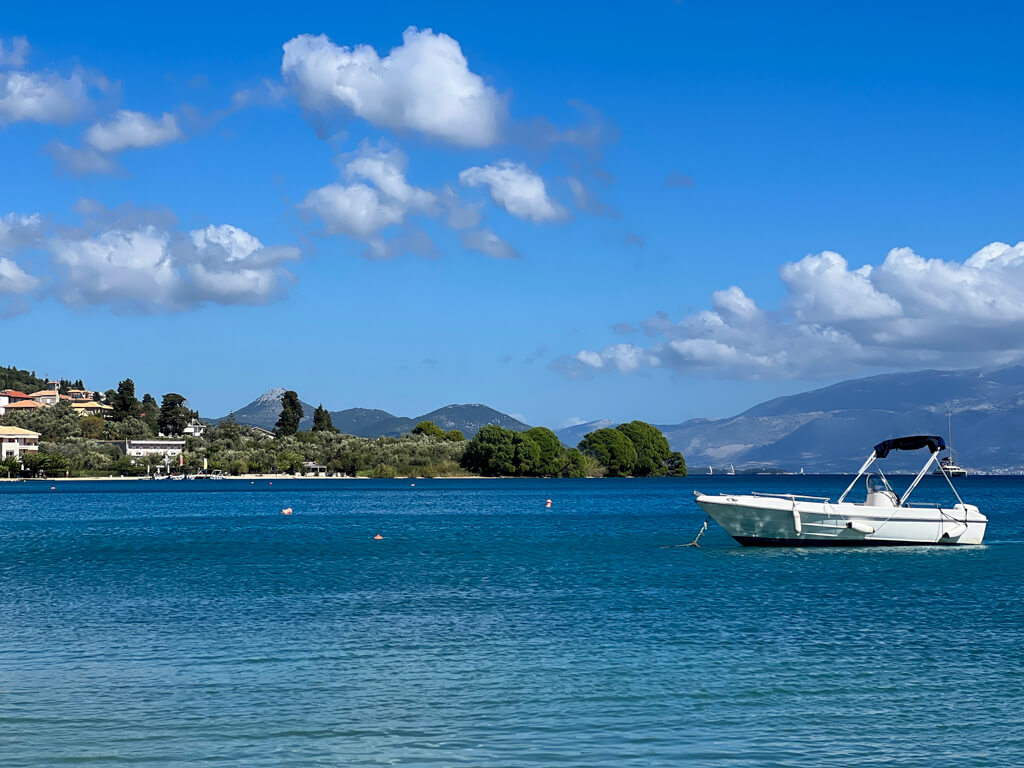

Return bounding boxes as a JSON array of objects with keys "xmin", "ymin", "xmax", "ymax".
[{"xmin": 0, "ymin": 369, "xmax": 686, "ymax": 479}]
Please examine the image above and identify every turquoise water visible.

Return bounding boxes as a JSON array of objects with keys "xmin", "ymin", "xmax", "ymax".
[{"xmin": 1, "ymin": 476, "xmax": 1022, "ymax": 766}]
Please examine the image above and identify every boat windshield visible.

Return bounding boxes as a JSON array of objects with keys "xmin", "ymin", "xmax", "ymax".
[{"xmin": 866, "ymin": 474, "xmax": 889, "ymax": 494}]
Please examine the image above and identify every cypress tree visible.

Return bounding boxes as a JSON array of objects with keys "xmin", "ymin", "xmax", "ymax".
[
  {"xmin": 275, "ymin": 390, "xmax": 303, "ymax": 435},
  {"xmin": 312, "ymin": 404, "xmax": 337, "ymax": 433}
]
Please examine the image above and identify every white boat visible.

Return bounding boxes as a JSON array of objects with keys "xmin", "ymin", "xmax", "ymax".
[
  {"xmin": 935, "ymin": 455, "xmax": 967, "ymax": 477},
  {"xmin": 933, "ymin": 409, "xmax": 967, "ymax": 477},
  {"xmin": 694, "ymin": 435, "xmax": 986, "ymax": 546}
]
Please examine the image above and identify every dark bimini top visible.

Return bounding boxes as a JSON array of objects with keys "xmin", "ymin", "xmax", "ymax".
[{"xmin": 873, "ymin": 435, "xmax": 946, "ymax": 459}]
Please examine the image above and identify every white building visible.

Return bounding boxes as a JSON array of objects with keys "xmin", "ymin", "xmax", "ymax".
[
  {"xmin": 123, "ymin": 438, "xmax": 185, "ymax": 458},
  {"xmin": 183, "ymin": 419, "xmax": 206, "ymax": 437},
  {"xmin": 0, "ymin": 392, "xmax": 7, "ymax": 417},
  {"xmin": 0, "ymin": 426, "xmax": 40, "ymax": 460},
  {"xmin": 28, "ymin": 389, "xmax": 60, "ymax": 406}
]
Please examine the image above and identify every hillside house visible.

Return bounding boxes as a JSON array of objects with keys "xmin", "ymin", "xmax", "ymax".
[
  {"xmin": 28, "ymin": 390, "xmax": 60, "ymax": 406},
  {"xmin": 0, "ymin": 426, "xmax": 40, "ymax": 460},
  {"xmin": 4, "ymin": 400, "xmax": 44, "ymax": 412},
  {"xmin": 72, "ymin": 401, "xmax": 114, "ymax": 418}
]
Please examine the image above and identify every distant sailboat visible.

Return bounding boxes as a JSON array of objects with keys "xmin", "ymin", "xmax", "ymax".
[
  {"xmin": 935, "ymin": 408, "xmax": 967, "ymax": 477},
  {"xmin": 727, "ymin": 464, "xmax": 736, "ymax": 476},
  {"xmin": 708, "ymin": 466, "xmax": 713, "ymax": 475}
]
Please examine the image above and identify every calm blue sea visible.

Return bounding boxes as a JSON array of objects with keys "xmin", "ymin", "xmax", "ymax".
[{"xmin": 1, "ymin": 476, "xmax": 1022, "ymax": 767}]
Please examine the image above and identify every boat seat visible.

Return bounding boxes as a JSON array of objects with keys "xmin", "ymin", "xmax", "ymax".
[{"xmin": 865, "ymin": 490, "xmax": 899, "ymax": 507}]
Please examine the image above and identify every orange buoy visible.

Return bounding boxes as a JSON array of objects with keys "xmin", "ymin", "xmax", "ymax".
[
  {"xmin": 373, "ymin": 533, "xmax": 383, "ymax": 540},
  {"xmin": 281, "ymin": 507, "xmax": 293, "ymax": 515}
]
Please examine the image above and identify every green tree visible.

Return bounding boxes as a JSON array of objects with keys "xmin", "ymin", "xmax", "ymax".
[
  {"xmin": 112, "ymin": 378, "xmax": 141, "ymax": 421},
  {"xmin": 276, "ymin": 450, "xmax": 304, "ymax": 474},
  {"xmin": 461, "ymin": 424, "xmax": 517, "ymax": 476},
  {"xmin": 1, "ymin": 401, "xmax": 80, "ymax": 442},
  {"xmin": 513, "ymin": 431, "xmax": 541, "ymax": 474},
  {"xmin": 275, "ymin": 390, "xmax": 303, "ymax": 436},
  {"xmin": 615, "ymin": 421, "xmax": 673, "ymax": 476},
  {"xmin": 1, "ymin": 455, "xmax": 20, "ymax": 477},
  {"xmin": 312, "ymin": 405, "xmax": 338, "ymax": 432},
  {"xmin": 158, "ymin": 393, "xmax": 192, "ymax": 435},
  {"xmin": 412, "ymin": 420, "xmax": 446, "ymax": 439},
  {"xmin": 563, "ymin": 448, "xmax": 588, "ymax": 478},
  {"xmin": 519, "ymin": 427, "xmax": 565, "ymax": 476},
  {"xmin": 0, "ymin": 365, "xmax": 47, "ymax": 393},
  {"xmin": 140, "ymin": 393, "xmax": 160, "ymax": 433},
  {"xmin": 23, "ymin": 450, "xmax": 69, "ymax": 477},
  {"xmin": 667, "ymin": 451, "xmax": 687, "ymax": 477},
  {"xmin": 444, "ymin": 429, "xmax": 465, "ymax": 442},
  {"xmin": 80, "ymin": 415, "xmax": 105, "ymax": 439},
  {"xmin": 578, "ymin": 428, "xmax": 638, "ymax": 477}
]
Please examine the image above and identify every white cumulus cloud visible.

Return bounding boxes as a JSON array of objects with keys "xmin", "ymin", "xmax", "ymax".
[
  {"xmin": 556, "ymin": 241, "xmax": 1024, "ymax": 380},
  {"xmin": 84, "ymin": 110, "xmax": 183, "ymax": 152},
  {"xmin": 51, "ymin": 226, "xmax": 180, "ymax": 307},
  {"xmin": 459, "ymin": 161, "xmax": 567, "ymax": 222},
  {"xmin": 303, "ymin": 182, "xmax": 407, "ymax": 239},
  {"xmin": 0, "ymin": 257, "xmax": 39, "ymax": 294},
  {"xmin": 46, "ymin": 215, "xmax": 299, "ymax": 311},
  {"xmin": 0, "ymin": 68, "xmax": 92, "ymax": 124},
  {"xmin": 281, "ymin": 27, "xmax": 505, "ymax": 146},
  {"xmin": 302, "ymin": 141, "xmax": 435, "ymax": 241}
]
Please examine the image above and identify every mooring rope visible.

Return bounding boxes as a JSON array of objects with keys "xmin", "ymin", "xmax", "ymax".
[{"xmin": 664, "ymin": 520, "xmax": 708, "ymax": 548}]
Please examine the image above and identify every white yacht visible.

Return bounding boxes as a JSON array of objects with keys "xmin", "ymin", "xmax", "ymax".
[
  {"xmin": 694, "ymin": 435, "xmax": 986, "ymax": 546},
  {"xmin": 934, "ymin": 409, "xmax": 967, "ymax": 477},
  {"xmin": 935, "ymin": 455, "xmax": 967, "ymax": 477}
]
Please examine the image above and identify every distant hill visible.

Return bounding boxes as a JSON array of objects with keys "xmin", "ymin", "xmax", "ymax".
[
  {"xmin": 554, "ymin": 419, "xmax": 614, "ymax": 448},
  {"xmin": 345, "ymin": 404, "xmax": 530, "ymax": 438},
  {"xmin": 659, "ymin": 366, "xmax": 1024, "ymax": 472},
  {"xmin": 212, "ymin": 366, "xmax": 1024, "ymax": 471},
  {"xmin": 0, "ymin": 365, "xmax": 49, "ymax": 394},
  {"xmin": 215, "ymin": 388, "xmax": 319, "ymax": 431},
  {"xmin": 215, "ymin": 393, "xmax": 530, "ymax": 439},
  {"xmin": 328, "ymin": 408, "xmax": 397, "ymax": 435}
]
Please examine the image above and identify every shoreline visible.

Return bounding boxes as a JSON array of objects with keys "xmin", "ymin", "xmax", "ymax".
[{"xmin": 0, "ymin": 473, "xmax": 494, "ymax": 482}]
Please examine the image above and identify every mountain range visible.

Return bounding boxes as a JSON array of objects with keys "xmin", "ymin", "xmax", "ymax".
[
  {"xmin": 651, "ymin": 366, "xmax": 1024, "ymax": 473},
  {"xmin": 214, "ymin": 365, "xmax": 1024, "ymax": 472},
  {"xmin": 216, "ymin": 388, "xmax": 530, "ymax": 438}
]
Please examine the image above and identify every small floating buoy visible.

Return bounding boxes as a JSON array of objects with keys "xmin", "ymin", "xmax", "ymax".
[
  {"xmin": 545, "ymin": 499, "xmax": 552, "ymax": 508},
  {"xmin": 374, "ymin": 533, "xmax": 383, "ymax": 540},
  {"xmin": 281, "ymin": 507, "xmax": 293, "ymax": 515},
  {"xmin": 410, "ymin": 483, "xmax": 415, "ymax": 487},
  {"xmin": 51, "ymin": 486, "xmax": 56, "ymax": 490}
]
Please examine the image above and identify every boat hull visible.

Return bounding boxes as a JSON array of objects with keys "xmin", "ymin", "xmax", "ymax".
[{"xmin": 695, "ymin": 494, "xmax": 986, "ymax": 546}]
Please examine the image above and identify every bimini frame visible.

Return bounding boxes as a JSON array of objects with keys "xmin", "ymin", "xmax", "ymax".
[{"xmin": 836, "ymin": 434, "xmax": 966, "ymax": 508}]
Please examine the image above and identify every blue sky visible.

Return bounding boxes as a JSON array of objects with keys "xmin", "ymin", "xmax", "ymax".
[{"xmin": 2, "ymin": 1, "xmax": 1023, "ymax": 427}]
